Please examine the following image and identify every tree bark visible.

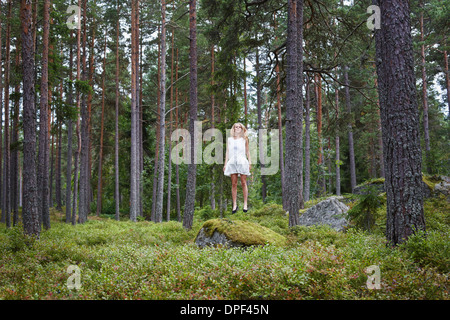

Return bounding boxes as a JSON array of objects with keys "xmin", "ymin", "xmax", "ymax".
[
  {"xmin": 156, "ymin": 0, "xmax": 167, "ymax": 223},
  {"xmin": 12, "ymin": 46, "xmax": 21, "ymax": 226},
  {"xmin": 373, "ymin": 0, "xmax": 425, "ymax": 246},
  {"xmin": 444, "ymin": 50, "xmax": 450, "ymax": 116},
  {"xmin": 183, "ymin": 0, "xmax": 198, "ymax": 230},
  {"xmin": 21, "ymin": 0, "xmax": 40, "ymax": 237},
  {"xmin": 66, "ymin": 32, "xmax": 74, "ymax": 224},
  {"xmin": 344, "ymin": 65, "xmax": 357, "ymax": 192},
  {"xmin": 96, "ymin": 29, "xmax": 107, "ymax": 217},
  {"xmin": 2, "ymin": 0, "xmax": 12, "ymax": 228},
  {"xmin": 79, "ymin": 0, "xmax": 89, "ymax": 224},
  {"xmin": 115, "ymin": 1, "xmax": 121, "ymax": 221},
  {"xmin": 304, "ymin": 77, "xmax": 311, "ymax": 202},
  {"xmin": 334, "ymin": 75, "xmax": 341, "ymax": 196},
  {"xmin": 285, "ymin": 0, "xmax": 304, "ymax": 226},
  {"xmin": 315, "ymin": 73, "xmax": 325, "ymax": 196},
  {"xmin": 38, "ymin": 0, "xmax": 51, "ymax": 229},
  {"xmin": 129, "ymin": 0, "xmax": 140, "ymax": 222},
  {"xmin": 420, "ymin": 4, "xmax": 431, "ymax": 174}
]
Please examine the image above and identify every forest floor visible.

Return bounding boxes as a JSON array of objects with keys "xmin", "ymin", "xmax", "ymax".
[{"xmin": 0, "ymin": 193, "xmax": 448, "ymax": 300}]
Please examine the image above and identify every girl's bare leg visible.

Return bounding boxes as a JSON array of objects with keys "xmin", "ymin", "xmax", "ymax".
[
  {"xmin": 240, "ymin": 174, "xmax": 248, "ymax": 210},
  {"xmin": 231, "ymin": 174, "xmax": 238, "ymax": 210}
]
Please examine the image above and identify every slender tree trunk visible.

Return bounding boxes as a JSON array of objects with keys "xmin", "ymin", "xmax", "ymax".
[
  {"xmin": 151, "ymin": 30, "xmax": 161, "ymax": 222},
  {"xmin": 344, "ymin": 65, "xmax": 357, "ymax": 192},
  {"xmin": 256, "ymin": 46, "xmax": 266, "ymax": 202},
  {"xmin": 175, "ymin": 48, "xmax": 181, "ymax": 222},
  {"xmin": 155, "ymin": 0, "xmax": 167, "ymax": 223},
  {"xmin": 115, "ymin": 1, "xmax": 121, "ymax": 221},
  {"xmin": 72, "ymin": 0, "xmax": 82, "ymax": 225},
  {"xmin": 55, "ymin": 110, "xmax": 62, "ymax": 211},
  {"xmin": 66, "ymin": 32, "xmax": 74, "ymax": 224},
  {"xmin": 444, "ymin": 50, "xmax": 450, "ymax": 116},
  {"xmin": 373, "ymin": 0, "xmax": 425, "ymax": 246},
  {"xmin": 130, "ymin": 0, "xmax": 139, "ymax": 222},
  {"xmin": 79, "ymin": 0, "xmax": 89, "ymax": 224},
  {"xmin": 96, "ymin": 29, "xmax": 107, "ymax": 217},
  {"xmin": 420, "ymin": 6, "xmax": 431, "ymax": 174},
  {"xmin": 304, "ymin": 77, "xmax": 311, "ymax": 202},
  {"xmin": 12, "ymin": 48, "xmax": 20, "ymax": 226},
  {"xmin": 285, "ymin": 0, "xmax": 304, "ymax": 226},
  {"xmin": 210, "ymin": 45, "xmax": 216, "ymax": 210},
  {"xmin": 183, "ymin": 0, "xmax": 198, "ymax": 230},
  {"xmin": 135, "ymin": 0, "xmax": 141, "ymax": 217},
  {"xmin": 167, "ymin": 23, "xmax": 176, "ymax": 221},
  {"xmin": 2, "ymin": 0, "xmax": 12, "ymax": 228},
  {"xmin": 0, "ymin": 18, "xmax": 3, "ymax": 221},
  {"xmin": 315, "ymin": 73, "xmax": 325, "ymax": 196},
  {"xmin": 38, "ymin": 0, "xmax": 50, "ymax": 229},
  {"xmin": 21, "ymin": 0, "xmax": 40, "ymax": 237},
  {"xmin": 334, "ymin": 74, "xmax": 341, "ymax": 196},
  {"xmin": 276, "ymin": 55, "xmax": 286, "ymax": 209}
]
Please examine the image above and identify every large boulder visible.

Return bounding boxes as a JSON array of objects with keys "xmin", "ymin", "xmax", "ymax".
[
  {"xmin": 298, "ymin": 196, "xmax": 349, "ymax": 231},
  {"xmin": 195, "ymin": 218, "xmax": 286, "ymax": 248}
]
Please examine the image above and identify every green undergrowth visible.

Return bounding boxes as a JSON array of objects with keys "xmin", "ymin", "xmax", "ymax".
[{"xmin": 0, "ymin": 195, "xmax": 448, "ymax": 300}]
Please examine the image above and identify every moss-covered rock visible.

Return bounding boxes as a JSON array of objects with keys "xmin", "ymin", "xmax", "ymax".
[
  {"xmin": 195, "ymin": 218, "xmax": 286, "ymax": 248},
  {"xmin": 353, "ymin": 175, "xmax": 450, "ymax": 199}
]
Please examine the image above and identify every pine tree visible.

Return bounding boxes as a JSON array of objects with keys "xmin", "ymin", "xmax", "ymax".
[
  {"xmin": 183, "ymin": 0, "xmax": 198, "ymax": 230},
  {"xmin": 373, "ymin": 0, "xmax": 426, "ymax": 246},
  {"xmin": 21, "ymin": 0, "xmax": 40, "ymax": 237}
]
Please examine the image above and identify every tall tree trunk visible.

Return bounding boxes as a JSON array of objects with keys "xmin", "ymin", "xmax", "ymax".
[
  {"xmin": 79, "ymin": 0, "xmax": 89, "ymax": 224},
  {"xmin": 183, "ymin": 0, "xmax": 198, "ymax": 230},
  {"xmin": 66, "ymin": 32, "xmax": 74, "ymax": 224},
  {"xmin": 315, "ymin": 73, "xmax": 325, "ymax": 196},
  {"xmin": 175, "ymin": 48, "xmax": 181, "ymax": 222},
  {"xmin": 55, "ymin": 107, "xmax": 62, "ymax": 211},
  {"xmin": 344, "ymin": 65, "xmax": 357, "ymax": 192},
  {"xmin": 38, "ymin": 0, "xmax": 50, "ymax": 229},
  {"xmin": 334, "ymin": 74, "xmax": 341, "ymax": 196},
  {"xmin": 373, "ymin": 0, "xmax": 425, "ymax": 246},
  {"xmin": 156, "ymin": 0, "xmax": 167, "ymax": 223},
  {"xmin": 21, "ymin": 0, "xmax": 40, "ymax": 237},
  {"xmin": 304, "ymin": 77, "xmax": 311, "ymax": 202},
  {"xmin": 167, "ymin": 23, "xmax": 176, "ymax": 220},
  {"xmin": 115, "ymin": 1, "xmax": 121, "ymax": 221},
  {"xmin": 12, "ymin": 47, "xmax": 20, "ymax": 226},
  {"xmin": 96, "ymin": 29, "xmax": 107, "ymax": 217},
  {"xmin": 420, "ymin": 4, "xmax": 431, "ymax": 174},
  {"xmin": 256, "ymin": 46, "xmax": 266, "ymax": 203},
  {"xmin": 444, "ymin": 50, "xmax": 450, "ymax": 116},
  {"xmin": 151, "ymin": 29, "xmax": 161, "ymax": 222},
  {"xmin": 0, "ymin": 18, "xmax": 3, "ymax": 222},
  {"xmin": 72, "ymin": 0, "xmax": 82, "ymax": 225},
  {"xmin": 275, "ymin": 53, "xmax": 286, "ymax": 210},
  {"xmin": 135, "ymin": 0, "xmax": 142, "ymax": 217},
  {"xmin": 130, "ymin": 0, "xmax": 140, "ymax": 222},
  {"xmin": 285, "ymin": 0, "xmax": 304, "ymax": 226},
  {"xmin": 210, "ymin": 45, "xmax": 216, "ymax": 210},
  {"xmin": 2, "ymin": 0, "xmax": 12, "ymax": 228}
]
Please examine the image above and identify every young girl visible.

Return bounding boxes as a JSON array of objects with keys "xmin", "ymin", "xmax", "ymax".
[{"xmin": 223, "ymin": 123, "xmax": 251, "ymax": 213}]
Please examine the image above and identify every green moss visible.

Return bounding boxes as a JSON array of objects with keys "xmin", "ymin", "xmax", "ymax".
[
  {"xmin": 199, "ymin": 218, "xmax": 287, "ymax": 247},
  {"xmin": 422, "ymin": 174, "xmax": 440, "ymax": 191}
]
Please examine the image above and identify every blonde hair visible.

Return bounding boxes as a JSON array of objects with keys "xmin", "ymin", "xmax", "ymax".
[{"xmin": 230, "ymin": 123, "xmax": 249, "ymax": 143}]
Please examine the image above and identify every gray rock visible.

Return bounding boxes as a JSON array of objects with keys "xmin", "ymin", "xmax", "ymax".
[
  {"xmin": 298, "ymin": 196, "xmax": 349, "ymax": 231},
  {"xmin": 195, "ymin": 228, "xmax": 244, "ymax": 249}
]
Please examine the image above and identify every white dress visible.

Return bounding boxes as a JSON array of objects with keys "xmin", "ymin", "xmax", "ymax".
[{"xmin": 224, "ymin": 137, "xmax": 251, "ymax": 177}]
